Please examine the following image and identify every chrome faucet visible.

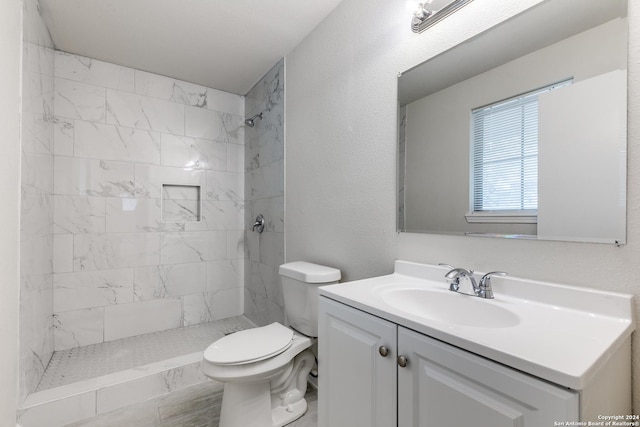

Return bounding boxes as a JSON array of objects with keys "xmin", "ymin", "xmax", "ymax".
[
  {"xmin": 443, "ymin": 267, "xmax": 507, "ymax": 299},
  {"xmin": 444, "ymin": 267, "xmax": 476, "ymax": 293}
]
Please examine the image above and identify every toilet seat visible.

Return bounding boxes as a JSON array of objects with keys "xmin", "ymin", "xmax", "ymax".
[{"xmin": 205, "ymin": 323, "xmax": 294, "ymax": 365}]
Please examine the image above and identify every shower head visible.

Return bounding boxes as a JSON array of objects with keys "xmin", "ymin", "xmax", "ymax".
[{"xmin": 244, "ymin": 112, "xmax": 263, "ymax": 128}]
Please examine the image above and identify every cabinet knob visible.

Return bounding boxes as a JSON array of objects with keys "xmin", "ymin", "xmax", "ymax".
[
  {"xmin": 378, "ymin": 346, "xmax": 389, "ymax": 357},
  {"xmin": 397, "ymin": 355, "xmax": 408, "ymax": 368}
]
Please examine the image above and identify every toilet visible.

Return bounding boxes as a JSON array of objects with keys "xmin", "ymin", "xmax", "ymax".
[{"xmin": 202, "ymin": 261, "xmax": 341, "ymax": 427}]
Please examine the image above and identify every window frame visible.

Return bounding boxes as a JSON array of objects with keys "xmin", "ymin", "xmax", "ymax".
[{"xmin": 467, "ymin": 79, "xmax": 573, "ymax": 224}]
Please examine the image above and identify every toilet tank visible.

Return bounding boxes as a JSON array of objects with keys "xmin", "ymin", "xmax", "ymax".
[{"xmin": 279, "ymin": 261, "xmax": 341, "ymax": 337}]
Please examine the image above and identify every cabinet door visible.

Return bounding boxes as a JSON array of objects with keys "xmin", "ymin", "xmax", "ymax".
[
  {"xmin": 397, "ymin": 327, "xmax": 579, "ymax": 427},
  {"xmin": 318, "ymin": 297, "xmax": 397, "ymax": 427}
]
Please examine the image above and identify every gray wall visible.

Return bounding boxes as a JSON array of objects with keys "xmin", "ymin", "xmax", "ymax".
[
  {"xmin": 285, "ymin": 0, "xmax": 640, "ymax": 410},
  {"xmin": 0, "ymin": 0, "xmax": 23, "ymax": 422},
  {"xmin": 244, "ymin": 59, "xmax": 286, "ymax": 326}
]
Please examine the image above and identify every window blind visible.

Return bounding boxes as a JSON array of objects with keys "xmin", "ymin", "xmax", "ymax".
[{"xmin": 471, "ymin": 79, "xmax": 572, "ymax": 213}]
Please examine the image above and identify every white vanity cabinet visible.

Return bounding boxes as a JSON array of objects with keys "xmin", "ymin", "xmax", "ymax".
[
  {"xmin": 397, "ymin": 326, "xmax": 578, "ymax": 426},
  {"xmin": 319, "ymin": 297, "xmax": 579, "ymax": 427},
  {"xmin": 318, "ymin": 296, "xmax": 397, "ymax": 427}
]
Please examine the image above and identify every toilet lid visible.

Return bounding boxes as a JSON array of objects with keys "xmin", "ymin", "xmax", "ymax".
[{"xmin": 204, "ymin": 323, "xmax": 294, "ymax": 365}]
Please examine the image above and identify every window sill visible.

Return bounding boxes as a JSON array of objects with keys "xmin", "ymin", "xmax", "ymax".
[{"xmin": 465, "ymin": 211, "xmax": 537, "ymax": 224}]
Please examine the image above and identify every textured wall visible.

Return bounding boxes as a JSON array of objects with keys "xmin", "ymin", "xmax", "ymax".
[
  {"xmin": 1, "ymin": 0, "xmax": 25, "ymax": 420},
  {"xmin": 244, "ymin": 60, "xmax": 286, "ymax": 326},
  {"xmin": 286, "ymin": 0, "xmax": 640, "ymax": 411},
  {"xmin": 51, "ymin": 51, "xmax": 245, "ymax": 350},
  {"xmin": 20, "ymin": 0, "xmax": 56, "ymax": 403}
]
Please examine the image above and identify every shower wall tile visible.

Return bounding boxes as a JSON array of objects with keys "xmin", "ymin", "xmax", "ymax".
[
  {"xmin": 206, "ymin": 170, "xmax": 243, "ymax": 202},
  {"xmin": 244, "ymin": 289, "xmax": 284, "ymax": 327},
  {"xmin": 226, "ymin": 143, "xmax": 244, "ymax": 173},
  {"xmin": 21, "ymin": 2, "xmax": 56, "ymax": 401},
  {"xmin": 54, "ymin": 156, "xmax": 135, "ymax": 197},
  {"xmin": 247, "ymin": 261, "xmax": 282, "ymax": 306},
  {"xmin": 22, "ymin": 152, "xmax": 54, "ymax": 194},
  {"xmin": 104, "ymin": 299, "xmax": 182, "ymax": 341},
  {"xmin": 22, "ymin": 112, "xmax": 54, "ymax": 155},
  {"xmin": 19, "ymin": 272, "xmax": 54, "ymax": 398},
  {"xmin": 185, "ymin": 106, "xmax": 243, "ymax": 144},
  {"xmin": 53, "ymin": 195, "xmax": 106, "ymax": 234},
  {"xmin": 106, "ymin": 89, "xmax": 185, "ymax": 135},
  {"xmin": 269, "ymin": 196, "xmax": 285, "ymax": 233},
  {"xmin": 74, "ymin": 121, "xmax": 161, "ymax": 164},
  {"xmin": 160, "ymin": 231, "xmax": 227, "ymax": 264},
  {"xmin": 55, "ymin": 78, "xmax": 106, "ymax": 122},
  {"xmin": 53, "ymin": 118, "xmax": 74, "ymax": 156},
  {"xmin": 53, "ymin": 234, "xmax": 73, "ymax": 273},
  {"xmin": 55, "ymin": 51, "xmax": 135, "ymax": 92},
  {"xmin": 134, "ymin": 70, "xmax": 207, "ymax": 107},
  {"xmin": 20, "ymin": 234, "xmax": 53, "ymax": 275},
  {"xmin": 54, "ymin": 307, "xmax": 105, "ymax": 351},
  {"xmin": 21, "ymin": 191, "xmax": 53, "ymax": 238},
  {"xmin": 134, "ymin": 164, "xmax": 205, "ymax": 199},
  {"xmin": 206, "ymin": 259, "xmax": 244, "ymax": 292},
  {"xmin": 104, "ymin": 197, "xmax": 184, "ymax": 233},
  {"xmin": 244, "ymin": 59, "xmax": 285, "ymax": 327},
  {"xmin": 73, "ymin": 232, "xmax": 160, "ymax": 271},
  {"xmin": 258, "ymin": 232, "xmax": 284, "ymax": 268},
  {"xmin": 227, "ymin": 230, "xmax": 245, "ymax": 260},
  {"xmin": 197, "ymin": 200, "xmax": 244, "ymax": 231},
  {"xmin": 162, "ymin": 199, "xmax": 200, "ymax": 224},
  {"xmin": 161, "ymin": 134, "xmax": 227, "ymax": 171},
  {"xmin": 53, "ymin": 269, "xmax": 134, "ymax": 312},
  {"xmin": 52, "ymin": 51, "xmax": 246, "ymax": 350},
  {"xmin": 133, "ymin": 263, "xmax": 206, "ymax": 301},
  {"xmin": 207, "ymin": 87, "xmax": 244, "ymax": 116},
  {"xmin": 182, "ymin": 288, "xmax": 243, "ymax": 326},
  {"xmin": 247, "ymin": 160, "xmax": 284, "ymax": 199}
]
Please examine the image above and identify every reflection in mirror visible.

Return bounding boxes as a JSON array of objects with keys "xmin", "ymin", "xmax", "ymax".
[{"xmin": 398, "ymin": 0, "xmax": 627, "ymax": 244}]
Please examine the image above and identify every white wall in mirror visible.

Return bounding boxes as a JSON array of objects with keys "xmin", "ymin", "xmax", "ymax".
[{"xmin": 538, "ymin": 70, "xmax": 627, "ymax": 243}]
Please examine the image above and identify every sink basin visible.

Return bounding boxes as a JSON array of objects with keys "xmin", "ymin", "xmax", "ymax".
[{"xmin": 379, "ymin": 285, "xmax": 520, "ymax": 328}]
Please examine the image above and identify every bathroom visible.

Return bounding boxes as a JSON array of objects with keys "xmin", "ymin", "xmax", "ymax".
[{"xmin": 0, "ymin": 0, "xmax": 638, "ymax": 425}]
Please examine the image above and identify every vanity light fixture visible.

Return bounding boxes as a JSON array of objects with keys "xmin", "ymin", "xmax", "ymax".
[{"xmin": 411, "ymin": 0, "xmax": 473, "ymax": 33}]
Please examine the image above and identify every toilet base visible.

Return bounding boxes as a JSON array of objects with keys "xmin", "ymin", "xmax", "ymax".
[
  {"xmin": 217, "ymin": 348, "xmax": 315, "ymax": 427},
  {"xmin": 218, "ymin": 380, "xmax": 310, "ymax": 427},
  {"xmin": 272, "ymin": 398, "xmax": 308, "ymax": 427}
]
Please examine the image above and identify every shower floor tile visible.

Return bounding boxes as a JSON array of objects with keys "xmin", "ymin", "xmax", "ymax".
[{"xmin": 37, "ymin": 316, "xmax": 256, "ymax": 392}]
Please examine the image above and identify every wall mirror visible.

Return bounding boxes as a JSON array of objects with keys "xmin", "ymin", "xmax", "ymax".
[{"xmin": 397, "ymin": 0, "xmax": 628, "ymax": 244}]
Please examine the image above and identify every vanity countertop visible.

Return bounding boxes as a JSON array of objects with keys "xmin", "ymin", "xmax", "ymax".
[{"xmin": 318, "ymin": 260, "xmax": 634, "ymax": 390}]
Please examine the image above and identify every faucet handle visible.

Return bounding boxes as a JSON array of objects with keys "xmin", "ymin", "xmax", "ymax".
[
  {"xmin": 438, "ymin": 263, "xmax": 454, "ymax": 270},
  {"xmin": 480, "ymin": 271, "xmax": 507, "ymax": 285},
  {"xmin": 478, "ymin": 271, "xmax": 507, "ymax": 299}
]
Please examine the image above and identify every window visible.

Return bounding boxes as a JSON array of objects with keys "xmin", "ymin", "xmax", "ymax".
[{"xmin": 469, "ymin": 79, "xmax": 572, "ymax": 222}]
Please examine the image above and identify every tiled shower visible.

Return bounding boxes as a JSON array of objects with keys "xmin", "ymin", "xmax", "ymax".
[
  {"xmin": 50, "ymin": 50, "xmax": 245, "ymax": 350},
  {"xmin": 19, "ymin": 0, "xmax": 286, "ymax": 412}
]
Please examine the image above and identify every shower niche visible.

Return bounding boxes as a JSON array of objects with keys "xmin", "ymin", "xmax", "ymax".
[{"xmin": 161, "ymin": 184, "xmax": 202, "ymax": 223}]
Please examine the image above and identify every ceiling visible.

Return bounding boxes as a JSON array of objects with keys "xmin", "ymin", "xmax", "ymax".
[{"xmin": 38, "ymin": 0, "xmax": 344, "ymax": 95}]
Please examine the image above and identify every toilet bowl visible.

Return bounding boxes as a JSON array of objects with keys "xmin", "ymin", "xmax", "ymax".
[{"xmin": 202, "ymin": 261, "xmax": 341, "ymax": 427}]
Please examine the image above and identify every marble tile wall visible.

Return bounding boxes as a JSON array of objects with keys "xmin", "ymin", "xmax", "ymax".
[
  {"xmin": 20, "ymin": 0, "xmax": 56, "ymax": 403},
  {"xmin": 52, "ymin": 51, "xmax": 246, "ymax": 350},
  {"xmin": 244, "ymin": 59, "xmax": 286, "ymax": 326}
]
